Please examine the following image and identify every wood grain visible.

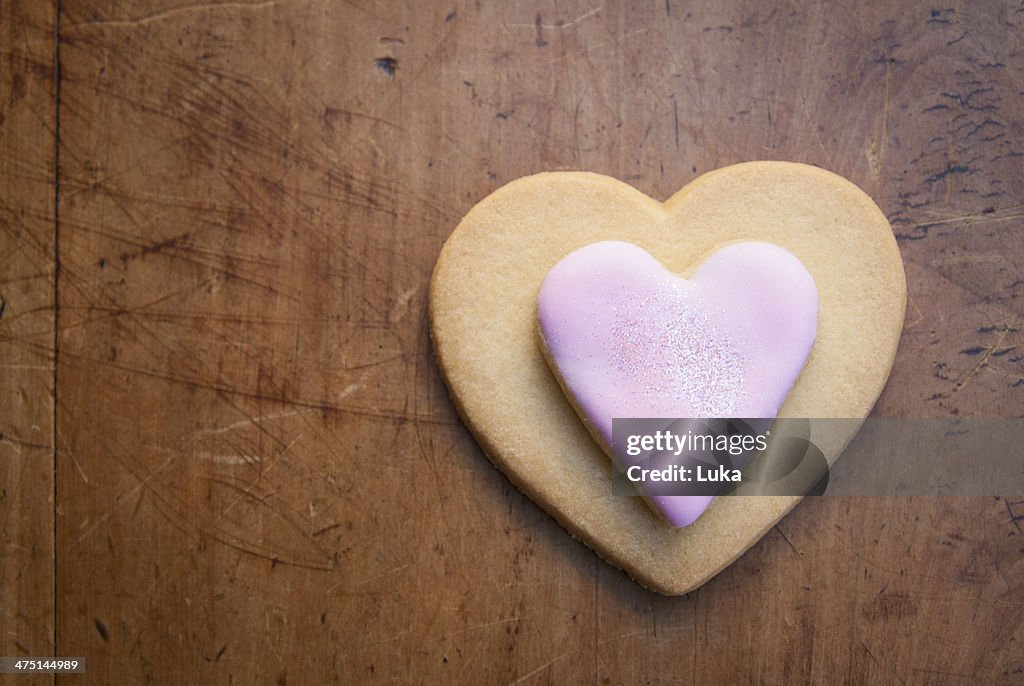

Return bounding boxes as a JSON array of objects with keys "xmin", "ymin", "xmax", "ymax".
[
  {"xmin": 1, "ymin": 0, "xmax": 1021, "ymax": 683},
  {"xmin": 0, "ymin": 1, "xmax": 55, "ymax": 682}
]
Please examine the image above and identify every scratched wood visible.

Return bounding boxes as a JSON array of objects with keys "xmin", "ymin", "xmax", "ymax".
[
  {"xmin": 0, "ymin": 1, "xmax": 55, "ymax": 682},
  {"xmin": 47, "ymin": 0, "xmax": 1024, "ymax": 684}
]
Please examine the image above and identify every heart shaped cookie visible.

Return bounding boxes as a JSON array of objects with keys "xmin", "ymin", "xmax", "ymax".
[
  {"xmin": 537, "ymin": 241, "xmax": 818, "ymax": 527},
  {"xmin": 430, "ymin": 162, "xmax": 905, "ymax": 594}
]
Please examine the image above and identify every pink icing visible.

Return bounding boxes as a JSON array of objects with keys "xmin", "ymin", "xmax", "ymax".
[{"xmin": 537, "ymin": 241, "xmax": 818, "ymax": 527}]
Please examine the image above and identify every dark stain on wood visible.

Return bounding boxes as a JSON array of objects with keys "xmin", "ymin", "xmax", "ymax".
[
  {"xmin": 374, "ymin": 56, "xmax": 397, "ymax": 77},
  {"xmin": 94, "ymin": 618, "xmax": 110, "ymax": 642}
]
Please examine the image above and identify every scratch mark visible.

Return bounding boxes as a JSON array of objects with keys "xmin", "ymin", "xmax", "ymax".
[
  {"xmin": 946, "ymin": 30, "xmax": 967, "ymax": 46},
  {"xmin": 197, "ymin": 452, "xmax": 252, "ymax": 465},
  {"xmin": 64, "ymin": 438, "xmax": 90, "ymax": 484},
  {"xmin": 506, "ymin": 652, "xmax": 569, "ymax": 685},
  {"xmin": 336, "ymin": 373, "xmax": 368, "ymax": 401},
  {"xmin": 323, "ymin": 106, "xmax": 405, "ymax": 131},
  {"xmin": 543, "ymin": 28, "xmax": 648, "ymax": 66},
  {"xmin": 444, "ymin": 617, "xmax": 523, "ymax": 639},
  {"xmin": 197, "ymin": 409, "xmax": 306, "ymax": 436},
  {"xmin": 1004, "ymin": 499, "xmax": 1023, "ymax": 535},
  {"xmin": 64, "ymin": 353, "xmax": 440, "ymax": 425},
  {"xmin": 867, "ymin": 59, "xmax": 893, "ymax": 177},
  {"xmin": 953, "ymin": 329, "xmax": 1008, "ymax": 393},
  {"xmin": 774, "ymin": 524, "xmax": 801, "ymax": 557},
  {"xmin": 63, "ymin": 0, "xmax": 282, "ymax": 30},
  {"xmin": 862, "ymin": 641, "xmax": 907, "ymax": 685},
  {"xmin": 354, "ymin": 563, "xmax": 412, "ymax": 587},
  {"xmin": 672, "ymin": 97, "xmax": 679, "ymax": 149},
  {"xmin": 311, "ymin": 522, "xmax": 342, "ymax": 537},
  {"xmin": 904, "ymin": 291, "xmax": 924, "ymax": 329},
  {"xmin": 511, "ymin": 7, "xmax": 601, "ymax": 31},
  {"xmin": 388, "ymin": 285, "xmax": 420, "ymax": 324},
  {"xmin": 879, "ymin": 58, "xmax": 893, "ymax": 169},
  {"xmin": 544, "ymin": 7, "xmax": 601, "ymax": 29},
  {"xmin": 596, "ymin": 629, "xmax": 648, "ymax": 646},
  {"xmin": 907, "ymin": 205, "xmax": 1024, "ymax": 229},
  {"xmin": 70, "ymin": 415, "xmax": 334, "ymax": 570}
]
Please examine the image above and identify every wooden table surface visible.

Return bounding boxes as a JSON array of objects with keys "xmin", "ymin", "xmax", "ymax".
[{"xmin": 2, "ymin": 0, "xmax": 1023, "ymax": 683}]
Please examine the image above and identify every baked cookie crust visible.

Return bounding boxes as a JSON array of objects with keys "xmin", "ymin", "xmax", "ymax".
[{"xmin": 429, "ymin": 162, "xmax": 906, "ymax": 594}]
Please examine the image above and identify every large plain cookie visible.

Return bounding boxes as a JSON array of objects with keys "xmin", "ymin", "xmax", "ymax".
[{"xmin": 429, "ymin": 162, "xmax": 906, "ymax": 594}]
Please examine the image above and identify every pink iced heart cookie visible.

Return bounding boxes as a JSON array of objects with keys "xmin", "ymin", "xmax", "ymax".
[
  {"xmin": 537, "ymin": 241, "xmax": 818, "ymax": 527},
  {"xmin": 431, "ymin": 165, "xmax": 905, "ymax": 593}
]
